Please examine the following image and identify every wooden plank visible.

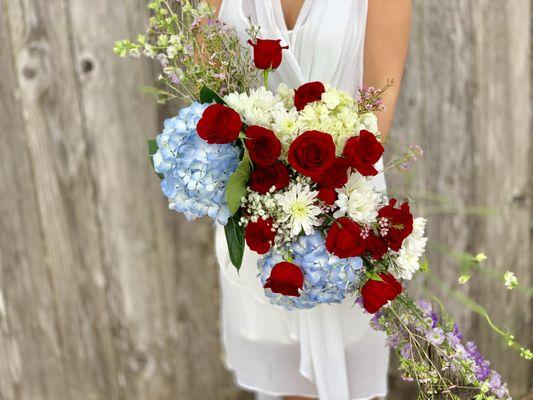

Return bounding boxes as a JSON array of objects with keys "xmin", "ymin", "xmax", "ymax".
[
  {"xmin": 3, "ymin": 0, "xmax": 123, "ymax": 398},
  {"xmin": 0, "ymin": 4, "xmax": 59, "ymax": 399},
  {"xmin": 469, "ymin": 1, "xmax": 531, "ymax": 395},
  {"xmin": 389, "ymin": 0, "xmax": 532, "ymax": 396},
  {"xmin": 65, "ymin": 0, "xmax": 249, "ymax": 398}
]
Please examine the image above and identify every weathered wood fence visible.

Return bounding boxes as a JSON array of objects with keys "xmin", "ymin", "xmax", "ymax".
[{"xmin": 0, "ymin": 0, "xmax": 530, "ymax": 399}]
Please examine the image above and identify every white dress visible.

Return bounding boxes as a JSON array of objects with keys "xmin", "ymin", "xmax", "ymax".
[{"xmin": 215, "ymin": 1, "xmax": 389, "ymax": 399}]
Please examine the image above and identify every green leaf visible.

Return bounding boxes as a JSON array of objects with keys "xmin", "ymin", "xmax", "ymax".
[
  {"xmin": 225, "ymin": 156, "xmax": 251, "ymax": 215},
  {"xmin": 224, "ymin": 212, "xmax": 245, "ymax": 270},
  {"xmin": 147, "ymin": 139, "xmax": 164, "ymax": 180},
  {"xmin": 140, "ymin": 86, "xmax": 172, "ymax": 104},
  {"xmin": 420, "ymin": 258, "xmax": 429, "ymax": 272},
  {"xmin": 199, "ymin": 86, "xmax": 225, "ymax": 104},
  {"xmin": 148, "ymin": 139, "xmax": 158, "ymax": 156},
  {"xmin": 366, "ymin": 271, "xmax": 384, "ymax": 282}
]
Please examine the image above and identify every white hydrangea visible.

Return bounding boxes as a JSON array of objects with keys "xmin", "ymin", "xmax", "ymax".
[
  {"xmin": 395, "ymin": 218, "xmax": 428, "ymax": 280},
  {"xmin": 275, "ymin": 182, "xmax": 322, "ymax": 237},
  {"xmin": 334, "ymin": 171, "xmax": 382, "ymax": 224},
  {"xmin": 276, "ymin": 82, "xmax": 295, "ymax": 109},
  {"xmin": 296, "ymin": 87, "xmax": 362, "ymax": 154},
  {"xmin": 357, "ymin": 111, "xmax": 379, "ymax": 134},
  {"xmin": 271, "ymin": 105, "xmax": 300, "ymax": 156}
]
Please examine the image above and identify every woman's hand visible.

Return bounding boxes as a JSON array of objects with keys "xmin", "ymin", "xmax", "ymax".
[{"xmin": 364, "ymin": 0, "xmax": 412, "ymax": 141}]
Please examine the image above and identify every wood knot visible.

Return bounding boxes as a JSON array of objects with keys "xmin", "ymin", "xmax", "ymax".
[
  {"xmin": 78, "ymin": 53, "xmax": 97, "ymax": 79},
  {"xmin": 80, "ymin": 56, "xmax": 95, "ymax": 74},
  {"xmin": 17, "ymin": 41, "xmax": 51, "ymax": 99},
  {"xmin": 511, "ymin": 189, "xmax": 527, "ymax": 205}
]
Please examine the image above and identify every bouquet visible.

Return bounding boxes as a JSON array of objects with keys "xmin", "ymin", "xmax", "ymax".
[{"xmin": 115, "ymin": 1, "xmax": 531, "ymax": 398}]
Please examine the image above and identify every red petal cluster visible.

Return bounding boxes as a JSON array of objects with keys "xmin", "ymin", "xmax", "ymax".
[
  {"xmin": 245, "ymin": 218, "xmax": 276, "ymax": 254},
  {"xmin": 343, "ymin": 130, "xmax": 384, "ymax": 176},
  {"xmin": 197, "ymin": 104, "xmax": 242, "ymax": 144},
  {"xmin": 378, "ymin": 199, "xmax": 414, "ymax": 251},
  {"xmin": 361, "ymin": 273, "xmax": 403, "ymax": 314},
  {"xmin": 247, "ymin": 39, "xmax": 289, "ymax": 70},
  {"xmin": 264, "ymin": 262, "xmax": 304, "ymax": 297}
]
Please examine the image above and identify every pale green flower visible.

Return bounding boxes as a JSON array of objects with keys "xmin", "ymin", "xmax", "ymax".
[
  {"xmin": 475, "ymin": 253, "xmax": 487, "ymax": 262},
  {"xmin": 503, "ymin": 271, "xmax": 518, "ymax": 290}
]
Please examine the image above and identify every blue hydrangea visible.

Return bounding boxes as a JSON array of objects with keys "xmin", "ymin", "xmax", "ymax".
[
  {"xmin": 258, "ymin": 232, "xmax": 364, "ymax": 309},
  {"xmin": 152, "ymin": 102, "xmax": 239, "ymax": 225}
]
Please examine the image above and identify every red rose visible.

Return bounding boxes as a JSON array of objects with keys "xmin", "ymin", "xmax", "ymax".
[
  {"xmin": 361, "ymin": 273, "xmax": 402, "ymax": 314},
  {"xmin": 245, "ymin": 125, "xmax": 282, "ymax": 166},
  {"xmin": 294, "ymin": 81, "xmax": 326, "ymax": 111},
  {"xmin": 197, "ymin": 103, "xmax": 242, "ymax": 144},
  {"xmin": 264, "ymin": 262, "xmax": 304, "ymax": 297},
  {"xmin": 343, "ymin": 130, "xmax": 384, "ymax": 176},
  {"xmin": 317, "ymin": 157, "xmax": 350, "ymax": 188},
  {"xmin": 245, "ymin": 218, "xmax": 276, "ymax": 254},
  {"xmin": 247, "ymin": 39, "xmax": 289, "ymax": 70},
  {"xmin": 288, "ymin": 130, "xmax": 336, "ymax": 180},
  {"xmin": 249, "ymin": 162, "xmax": 290, "ymax": 194},
  {"xmin": 317, "ymin": 187, "xmax": 337, "ymax": 206},
  {"xmin": 364, "ymin": 233, "xmax": 388, "ymax": 260},
  {"xmin": 325, "ymin": 217, "xmax": 365, "ymax": 258},
  {"xmin": 378, "ymin": 199, "xmax": 414, "ymax": 251}
]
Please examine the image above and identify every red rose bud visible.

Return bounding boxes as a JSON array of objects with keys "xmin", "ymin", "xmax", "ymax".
[
  {"xmin": 288, "ymin": 130, "xmax": 336, "ymax": 180},
  {"xmin": 317, "ymin": 187, "xmax": 337, "ymax": 206},
  {"xmin": 247, "ymin": 38, "xmax": 289, "ymax": 70},
  {"xmin": 343, "ymin": 130, "xmax": 384, "ymax": 176},
  {"xmin": 264, "ymin": 262, "xmax": 304, "ymax": 297},
  {"xmin": 325, "ymin": 217, "xmax": 366, "ymax": 258},
  {"xmin": 364, "ymin": 233, "xmax": 388, "ymax": 260},
  {"xmin": 361, "ymin": 273, "xmax": 402, "ymax": 314},
  {"xmin": 316, "ymin": 157, "xmax": 350, "ymax": 188},
  {"xmin": 197, "ymin": 103, "xmax": 242, "ymax": 144},
  {"xmin": 294, "ymin": 81, "xmax": 326, "ymax": 111},
  {"xmin": 249, "ymin": 162, "xmax": 290, "ymax": 194},
  {"xmin": 245, "ymin": 125, "xmax": 282, "ymax": 166},
  {"xmin": 245, "ymin": 218, "xmax": 276, "ymax": 254},
  {"xmin": 377, "ymin": 199, "xmax": 414, "ymax": 251}
]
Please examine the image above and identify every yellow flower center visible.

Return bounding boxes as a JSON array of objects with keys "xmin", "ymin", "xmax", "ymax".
[{"xmin": 291, "ymin": 202, "xmax": 308, "ymax": 218}]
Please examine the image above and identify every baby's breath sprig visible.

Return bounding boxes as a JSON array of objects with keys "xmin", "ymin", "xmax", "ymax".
[
  {"xmin": 114, "ymin": 0, "xmax": 260, "ymax": 103},
  {"xmin": 356, "ymin": 79, "xmax": 394, "ymax": 115}
]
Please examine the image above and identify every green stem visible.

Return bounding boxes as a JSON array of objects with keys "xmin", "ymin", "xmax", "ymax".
[{"xmin": 263, "ymin": 69, "xmax": 270, "ymax": 88}]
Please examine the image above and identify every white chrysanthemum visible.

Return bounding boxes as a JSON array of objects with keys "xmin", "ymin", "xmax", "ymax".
[
  {"xmin": 334, "ymin": 172, "xmax": 382, "ymax": 224},
  {"xmin": 276, "ymin": 183, "xmax": 322, "ymax": 237},
  {"xmin": 395, "ymin": 218, "xmax": 428, "ymax": 280},
  {"xmin": 223, "ymin": 91, "xmax": 248, "ymax": 113},
  {"xmin": 223, "ymin": 87, "xmax": 282, "ymax": 126},
  {"xmin": 241, "ymin": 103, "xmax": 272, "ymax": 126},
  {"xmin": 271, "ymin": 105, "xmax": 299, "ymax": 156}
]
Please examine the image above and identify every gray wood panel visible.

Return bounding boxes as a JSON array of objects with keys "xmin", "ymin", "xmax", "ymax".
[{"xmin": 389, "ymin": 0, "xmax": 532, "ymax": 397}]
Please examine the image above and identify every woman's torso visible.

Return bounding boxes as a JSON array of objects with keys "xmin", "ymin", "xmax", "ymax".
[{"xmin": 218, "ymin": 0, "xmax": 369, "ymax": 95}]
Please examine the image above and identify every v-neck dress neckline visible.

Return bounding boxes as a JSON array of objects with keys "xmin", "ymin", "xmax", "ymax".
[{"xmin": 273, "ymin": 0, "xmax": 312, "ymax": 33}]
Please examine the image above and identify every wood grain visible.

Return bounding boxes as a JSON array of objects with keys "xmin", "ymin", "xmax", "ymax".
[
  {"xmin": 389, "ymin": 0, "xmax": 532, "ymax": 397},
  {"xmin": 0, "ymin": 0, "xmax": 530, "ymax": 399}
]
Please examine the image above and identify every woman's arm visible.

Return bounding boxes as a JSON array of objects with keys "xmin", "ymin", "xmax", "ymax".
[
  {"xmin": 206, "ymin": 0, "xmax": 222, "ymax": 16},
  {"xmin": 364, "ymin": 0, "xmax": 412, "ymax": 140}
]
